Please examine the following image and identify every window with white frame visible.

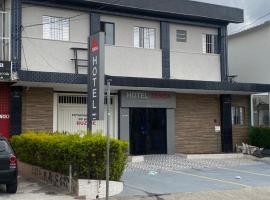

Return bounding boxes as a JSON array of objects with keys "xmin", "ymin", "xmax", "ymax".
[
  {"xmin": 134, "ymin": 27, "xmax": 156, "ymax": 49},
  {"xmin": 232, "ymin": 106, "xmax": 244, "ymax": 125},
  {"xmin": 43, "ymin": 16, "xmax": 69, "ymax": 41},
  {"xmin": 202, "ymin": 34, "xmax": 218, "ymax": 54},
  {"xmin": 0, "ymin": 11, "xmax": 10, "ymax": 61}
]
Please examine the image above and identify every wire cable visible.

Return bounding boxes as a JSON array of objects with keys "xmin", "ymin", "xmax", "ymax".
[
  {"xmin": 23, "ymin": 0, "xmax": 122, "ymax": 29},
  {"xmin": 230, "ymin": 10, "xmax": 270, "ymax": 35}
]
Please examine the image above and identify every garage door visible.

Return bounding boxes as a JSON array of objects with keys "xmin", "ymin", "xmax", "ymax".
[{"xmin": 57, "ymin": 94, "xmax": 117, "ymax": 137}]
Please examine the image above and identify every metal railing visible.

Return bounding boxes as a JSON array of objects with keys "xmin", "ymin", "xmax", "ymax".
[{"xmin": 70, "ymin": 47, "xmax": 88, "ymax": 74}]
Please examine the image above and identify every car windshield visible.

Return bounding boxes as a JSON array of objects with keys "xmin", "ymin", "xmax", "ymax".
[{"xmin": 0, "ymin": 141, "xmax": 12, "ymax": 154}]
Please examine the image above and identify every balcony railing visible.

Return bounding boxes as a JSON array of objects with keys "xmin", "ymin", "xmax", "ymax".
[
  {"xmin": 0, "ymin": 11, "xmax": 10, "ymax": 61},
  {"xmin": 70, "ymin": 47, "xmax": 88, "ymax": 74}
]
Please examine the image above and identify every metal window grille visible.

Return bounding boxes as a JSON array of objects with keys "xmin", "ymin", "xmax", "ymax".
[
  {"xmin": 176, "ymin": 30, "xmax": 187, "ymax": 42},
  {"xmin": 203, "ymin": 34, "xmax": 218, "ymax": 54},
  {"xmin": 58, "ymin": 96, "xmax": 87, "ymax": 105},
  {"xmin": 58, "ymin": 95, "xmax": 113, "ymax": 105},
  {"xmin": 232, "ymin": 106, "xmax": 244, "ymax": 125},
  {"xmin": 0, "ymin": 11, "xmax": 10, "ymax": 61},
  {"xmin": 43, "ymin": 16, "xmax": 70, "ymax": 41}
]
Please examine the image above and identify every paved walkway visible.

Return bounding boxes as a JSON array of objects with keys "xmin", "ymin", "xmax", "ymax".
[{"xmin": 0, "ymin": 176, "xmax": 76, "ymax": 200}]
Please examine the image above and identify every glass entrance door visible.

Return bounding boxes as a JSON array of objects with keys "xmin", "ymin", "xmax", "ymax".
[{"xmin": 130, "ymin": 108, "xmax": 167, "ymax": 155}]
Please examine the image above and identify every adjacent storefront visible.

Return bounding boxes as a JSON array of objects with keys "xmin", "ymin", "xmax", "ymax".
[
  {"xmin": 0, "ymin": 83, "xmax": 10, "ymax": 138},
  {"xmin": 54, "ymin": 93, "xmax": 118, "ymax": 138}
]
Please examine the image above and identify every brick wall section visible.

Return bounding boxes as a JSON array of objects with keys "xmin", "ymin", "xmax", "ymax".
[
  {"xmin": 232, "ymin": 95, "xmax": 250, "ymax": 147},
  {"xmin": 22, "ymin": 88, "xmax": 53, "ymax": 132},
  {"xmin": 175, "ymin": 94, "xmax": 221, "ymax": 154}
]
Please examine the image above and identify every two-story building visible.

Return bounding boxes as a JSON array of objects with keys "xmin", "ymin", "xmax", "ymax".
[
  {"xmin": 2, "ymin": 0, "xmax": 270, "ymax": 155},
  {"xmin": 229, "ymin": 21, "xmax": 270, "ymax": 128}
]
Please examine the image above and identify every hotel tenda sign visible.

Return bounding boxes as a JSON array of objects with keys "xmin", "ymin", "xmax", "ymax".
[
  {"xmin": 88, "ymin": 32, "xmax": 105, "ymax": 127},
  {"xmin": 121, "ymin": 91, "xmax": 176, "ymax": 109},
  {"xmin": 0, "ymin": 61, "xmax": 11, "ymax": 81}
]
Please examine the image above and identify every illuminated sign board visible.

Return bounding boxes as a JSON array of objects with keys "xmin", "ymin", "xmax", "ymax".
[{"xmin": 88, "ymin": 32, "xmax": 105, "ymax": 129}]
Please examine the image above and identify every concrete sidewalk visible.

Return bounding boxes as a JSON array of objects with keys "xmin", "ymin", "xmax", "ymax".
[{"xmin": 109, "ymin": 187, "xmax": 270, "ymax": 200}]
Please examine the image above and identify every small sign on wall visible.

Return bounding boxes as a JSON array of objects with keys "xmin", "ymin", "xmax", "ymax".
[
  {"xmin": 0, "ymin": 61, "xmax": 11, "ymax": 81},
  {"xmin": 215, "ymin": 126, "xmax": 221, "ymax": 133}
]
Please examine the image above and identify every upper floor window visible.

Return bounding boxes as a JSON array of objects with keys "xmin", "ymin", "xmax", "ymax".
[
  {"xmin": 100, "ymin": 21, "xmax": 115, "ymax": 45},
  {"xmin": 176, "ymin": 30, "xmax": 187, "ymax": 43},
  {"xmin": 0, "ymin": 11, "xmax": 10, "ymax": 61},
  {"xmin": 232, "ymin": 106, "xmax": 244, "ymax": 125},
  {"xmin": 202, "ymin": 34, "xmax": 218, "ymax": 54},
  {"xmin": 43, "ymin": 16, "xmax": 69, "ymax": 41},
  {"xmin": 134, "ymin": 27, "xmax": 156, "ymax": 49}
]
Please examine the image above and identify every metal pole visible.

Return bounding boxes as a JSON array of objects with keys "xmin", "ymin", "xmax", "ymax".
[
  {"xmin": 69, "ymin": 165, "xmax": 72, "ymax": 194},
  {"xmin": 106, "ymin": 79, "xmax": 111, "ymax": 200}
]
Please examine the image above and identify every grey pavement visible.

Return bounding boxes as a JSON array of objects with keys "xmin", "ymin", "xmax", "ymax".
[
  {"xmin": 0, "ymin": 176, "xmax": 76, "ymax": 200},
  {"xmin": 118, "ymin": 155, "xmax": 270, "ymax": 198},
  {"xmin": 1, "ymin": 155, "xmax": 270, "ymax": 200},
  {"xmin": 110, "ymin": 187, "xmax": 270, "ymax": 200}
]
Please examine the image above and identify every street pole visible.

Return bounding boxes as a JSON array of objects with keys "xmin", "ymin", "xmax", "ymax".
[{"xmin": 106, "ymin": 79, "xmax": 111, "ymax": 200}]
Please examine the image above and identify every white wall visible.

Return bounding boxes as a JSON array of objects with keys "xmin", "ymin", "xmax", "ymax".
[
  {"xmin": 101, "ymin": 14, "xmax": 162, "ymax": 78},
  {"xmin": 228, "ymin": 26, "xmax": 270, "ymax": 84},
  {"xmin": 170, "ymin": 24, "xmax": 221, "ymax": 81},
  {"xmin": 101, "ymin": 14, "xmax": 160, "ymax": 48},
  {"xmin": 105, "ymin": 45, "xmax": 162, "ymax": 78},
  {"xmin": 20, "ymin": 4, "xmax": 222, "ymax": 82},
  {"xmin": 21, "ymin": 4, "xmax": 89, "ymax": 73},
  {"xmin": 170, "ymin": 52, "xmax": 220, "ymax": 81}
]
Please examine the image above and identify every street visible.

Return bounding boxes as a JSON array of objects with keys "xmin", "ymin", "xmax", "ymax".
[{"xmin": 1, "ymin": 156, "xmax": 270, "ymax": 200}]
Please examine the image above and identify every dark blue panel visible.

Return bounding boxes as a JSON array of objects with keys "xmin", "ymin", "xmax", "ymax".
[
  {"xmin": 160, "ymin": 22, "xmax": 170, "ymax": 79},
  {"xmin": 10, "ymin": 87, "xmax": 22, "ymax": 135},
  {"xmin": 90, "ymin": 13, "xmax": 100, "ymax": 35},
  {"xmin": 11, "ymin": 0, "xmax": 22, "ymax": 71},
  {"xmin": 220, "ymin": 95, "xmax": 233, "ymax": 153},
  {"xmin": 18, "ymin": 70, "xmax": 270, "ymax": 93},
  {"xmin": 219, "ymin": 26, "xmax": 228, "ymax": 82},
  {"xmin": 22, "ymin": 0, "xmax": 243, "ymax": 23}
]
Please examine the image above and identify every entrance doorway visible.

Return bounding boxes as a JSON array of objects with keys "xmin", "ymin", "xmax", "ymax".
[{"xmin": 130, "ymin": 108, "xmax": 167, "ymax": 155}]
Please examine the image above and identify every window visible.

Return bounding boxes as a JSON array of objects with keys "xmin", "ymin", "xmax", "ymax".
[
  {"xmin": 176, "ymin": 30, "xmax": 187, "ymax": 42},
  {"xmin": 134, "ymin": 27, "xmax": 156, "ymax": 49},
  {"xmin": 253, "ymin": 95, "xmax": 269, "ymax": 127},
  {"xmin": 100, "ymin": 22, "xmax": 115, "ymax": 45},
  {"xmin": 232, "ymin": 106, "xmax": 244, "ymax": 125},
  {"xmin": 43, "ymin": 16, "xmax": 69, "ymax": 41},
  {"xmin": 0, "ymin": 11, "xmax": 10, "ymax": 61},
  {"xmin": 0, "ymin": 141, "xmax": 12, "ymax": 155},
  {"xmin": 202, "ymin": 34, "xmax": 218, "ymax": 54}
]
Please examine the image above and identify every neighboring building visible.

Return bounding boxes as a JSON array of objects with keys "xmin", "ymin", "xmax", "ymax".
[
  {"xmin": 2, "ymin": 0, "xmax": 270, "ymax": 154},
  {"xmin": 229, "ymin": 22, "xmax": 270, "ymax": 127}
]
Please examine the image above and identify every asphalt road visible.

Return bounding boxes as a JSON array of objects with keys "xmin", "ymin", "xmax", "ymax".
[{"xmin": 0, "ymin": 156, "xmax": 269, "ymax": 200}]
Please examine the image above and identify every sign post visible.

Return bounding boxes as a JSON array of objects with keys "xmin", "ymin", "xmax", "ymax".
[
  {"xmin": 88, "ymin": 32, "xmax": 105, "ymax": 131},
  {"xmin": 106, "ymin": 79, "xmax": 111, "ymax": 200},
  {"xmin": 88, "ymin": 32, "xmax": 111, "ymax": 199}
]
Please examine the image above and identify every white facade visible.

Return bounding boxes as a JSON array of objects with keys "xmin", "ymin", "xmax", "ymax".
[
  {"xmin": 228, "ymin": 23, "xmax": 270, "ymax": 84},
  {"xmin": 21, "ymin": 5, "xmax": 89, "ymax": 73},
  {"xmin": 20, "ymin": 4, "xmax": 221, "ymax": 81},
  {"xmin": 170, "ymin": 24, "xmax": 220, "ymax": 81}
]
